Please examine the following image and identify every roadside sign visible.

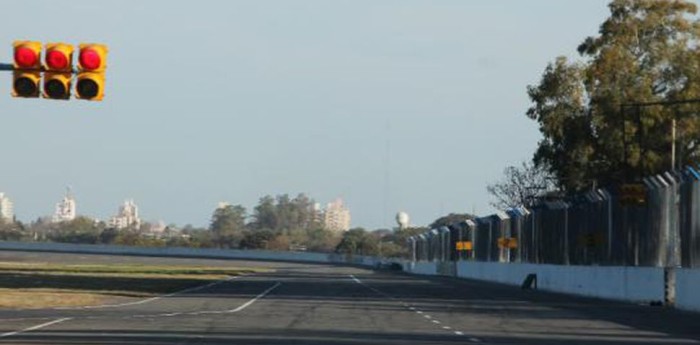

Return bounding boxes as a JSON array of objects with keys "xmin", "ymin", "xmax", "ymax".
[{"xmin": 455, "ymin": 241, "xmax": 472, "ymax": 251}]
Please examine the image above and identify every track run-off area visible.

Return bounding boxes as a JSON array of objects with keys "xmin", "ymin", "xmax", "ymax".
[{"xmin": 0, "ymin": 251, "xmax": 699, "ymax": 344}]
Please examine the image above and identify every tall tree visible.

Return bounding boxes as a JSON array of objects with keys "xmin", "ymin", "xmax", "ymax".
[
  {"xmin": 487, "ymin": 161, "xmax": 557, "ymax": 209},
  {"xmin": 528, "ymin": 0, "xmax": 700, "ymax": 191},
  {"xmin": 209, "ymin": 204, "xmax": 247, "ymax": 248}
]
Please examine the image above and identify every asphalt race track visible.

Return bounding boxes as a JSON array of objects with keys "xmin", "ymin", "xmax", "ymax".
[{"xmin": 0, "ymin": 251, "xmax": 699, "ymax": 344}]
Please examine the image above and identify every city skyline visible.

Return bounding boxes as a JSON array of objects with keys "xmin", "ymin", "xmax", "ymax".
[{"xmin": 2, "ymin": 188, "xmax": 359, "ymax": 229}]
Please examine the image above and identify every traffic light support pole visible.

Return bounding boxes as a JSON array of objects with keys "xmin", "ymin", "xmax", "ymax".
[{"xmin": 0, "ymin": 63, "xmax": 77, "ymax": 73}]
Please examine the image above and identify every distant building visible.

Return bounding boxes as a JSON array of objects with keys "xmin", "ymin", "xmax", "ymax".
[
  {"xmin": 322, "ymin": 198, "xmax": 351, "ymax": 232},
  {"xmin": 52, "ymin": 188, "xmax": 76, "ymax": 223},
  {"xmin": 109, "ymin": 199, "xmax": 141, "ymax": 229},
  {"xmin": 149, "ymin": 220, "xmax": 167, "ymax": 235},
  {"xmin": 0, "ymin": 193, "xmax": 14, "ymax": 222}
]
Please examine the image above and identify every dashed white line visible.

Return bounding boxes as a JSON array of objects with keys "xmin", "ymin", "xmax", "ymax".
[
  {"xmin": 347, "ymin": 274, "xmax": 474, "ymax": 341},
  {"xmin": 0, "ymin": 317, "xmax": 72, "ymax": 339}
]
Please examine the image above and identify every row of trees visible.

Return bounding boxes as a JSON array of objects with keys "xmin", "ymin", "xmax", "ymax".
[
  {"xmin": 489, "ymin": 0, "xmax": 700, "ymax": 207},
  {"xmin": 209, "ymin": 194, "xmax": 339, "ymax": 251},
  {"xmin": 1, "ymin": 197, "xmax": 471, "ymax": 259}
]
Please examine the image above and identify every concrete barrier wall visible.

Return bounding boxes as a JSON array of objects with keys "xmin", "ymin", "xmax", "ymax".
[
  {"xmin": 456, "ymin": 261, "xmax": 665, "ymax": 303},
  {"xmin": 405, "ymin": 260, "xmax": 665, "ymax": 304},
  {"xmin": 676, "ymin": 269, "xmax": 700, "ymax": 312},
  {"xmin": 0, "ymin": 241, "xmax": 377, "ymax": 267}
]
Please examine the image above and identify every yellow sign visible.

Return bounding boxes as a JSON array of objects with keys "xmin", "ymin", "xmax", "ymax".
[
  {"xmin": 498, "ymin": 237, "xmax": 518, "ymax": 249},
  {"xmin": 455, "ymin": 241, "xmax": 472, "ymax": 251},
  {"xmin": 620, "ymin": 183, "xmax": 646, "ymax": 205}
]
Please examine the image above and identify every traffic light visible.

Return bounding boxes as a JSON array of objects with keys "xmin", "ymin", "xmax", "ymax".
[
  {"xmin": 12, "ymin": 40, "xmax": 41, "ymax": 98},
  {"xmin": 76, "ymin": 43, "xmax": 107, "ymax": 101},
  {"xmin": 43, "ymin": 43, "xmax": 74, "ymax": 100}
]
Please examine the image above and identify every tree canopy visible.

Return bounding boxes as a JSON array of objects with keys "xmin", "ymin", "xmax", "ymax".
[{"xmin": 528, "ymin": 0, "xmax": 700, "ymax": 192}]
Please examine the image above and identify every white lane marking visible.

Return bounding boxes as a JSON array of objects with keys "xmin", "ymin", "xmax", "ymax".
[
  {"xmin": 54, "ymin": 276, "xmax": 241, "ymax": 310},
  {"xmin": 0, "ymin": 317, "xmax": 72, "ymax": 339},
  {"xmin": 226, "ymin": 281, "xmax": 281, "ymax": 313},
  {"xmin": 125, "ymin": 281, "xmax": 282, "ymax": 319},
  {"xmin": 348, "ymin": 273, "xmax": 470, "ymax": 339},
  {"xmin": 469, "ymin": 337, "xmax": 481, "ymax": 342}
]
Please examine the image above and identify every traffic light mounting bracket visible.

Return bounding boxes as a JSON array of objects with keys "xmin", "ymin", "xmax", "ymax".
[{"xmin": 0, "ymin": 62, "xmax": 77, "ymax": 73}]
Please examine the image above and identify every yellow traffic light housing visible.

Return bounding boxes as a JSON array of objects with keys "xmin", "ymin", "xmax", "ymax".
[
  {"xmin": 76, "ymin": 72, "xmax": 105, "ymax": 101},
  {"xmin": 12, "ymin": 71, "xmax": 41, "ymax": 98},
  {"xmin": 13, "ymin": 41, "xmax": 41, "ymax": 70},
  {"xmin": 43, "ymin": 72, "xmax": 72, "ymax": 100},
  {"xmin": 76, "ymin": 43, "xmax": 107, "ymax": 101},
  {"xmin": 12, "ymin": 40, "xmax": 42, "ymax": 98},
  {"xmin": 43, "ymin": 43, "xmax": 74, "ymax": 100}
]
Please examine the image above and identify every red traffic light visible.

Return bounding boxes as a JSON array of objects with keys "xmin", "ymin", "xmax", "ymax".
[
  {"xmin": 14, "ymin": 46, "xmax": 38, "ymax": 68},
  {"xmin": 46, "ymin": 50, "xmax": 69, "ymax": 70},
  {"xmin": 79, "ymin": 48, "xmax": 101, "ymax": 70}
]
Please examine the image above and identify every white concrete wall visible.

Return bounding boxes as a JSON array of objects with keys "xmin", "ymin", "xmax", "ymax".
[
  {"xmin": 404, "ymin": 259, "xmax": 665, "ymax": 304},
  {"xmin": 0, "ymin": 241, "xmax": 377, "ymax": 267},
  {"xmin": 455, "ymin": 261, "xmax": 665, "ymax": 303},
  {"xmin": 676, "ymin": 268, "xmax": 700, "ymax": 312}
]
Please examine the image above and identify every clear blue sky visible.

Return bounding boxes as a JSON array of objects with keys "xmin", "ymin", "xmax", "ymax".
[{"xmin": 0, "ymin": 1, "xmax": 611, "ymax": 229}]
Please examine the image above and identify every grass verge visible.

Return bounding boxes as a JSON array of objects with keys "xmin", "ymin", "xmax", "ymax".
[{"xmin": 0, "ymin": 262, "xmax": 269, "ymax": 309}]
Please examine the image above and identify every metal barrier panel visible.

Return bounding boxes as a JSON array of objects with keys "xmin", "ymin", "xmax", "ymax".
[
  {"xmin": 408, "ymin": 168, "xmax": 698, "ymax": 268},
  {"xmin": 474, "ymin": 217, "xmax": 492, "ymax": 262},
  {"xmin": 680, "ymin": 167, "xmax": 700, "ymax": 267}
]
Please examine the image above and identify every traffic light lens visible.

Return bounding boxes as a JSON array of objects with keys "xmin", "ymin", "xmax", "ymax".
[
  {"xmin": 45, "ymin": 79, "xmax": 67, "ymax": 99},
  {"xmin": 77, "ymin": 78, "xmax": 99, "ymax": 99},
  {"xmin": 14, "ymin": 77, "xmax": 37, "ymax": 97},
  {"xmin": 46, "ymin": 50, "xmax": 69, "ymax": 70},
  {"xmin": 14, "ymin": 47, "xmax": 37, "ymax": 68},
  {"xmin": 79, "ymin": 49, "xmax": 101, "ymax": 70}
]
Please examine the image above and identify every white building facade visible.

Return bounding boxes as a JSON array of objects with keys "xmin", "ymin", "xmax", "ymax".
[
  {"xmin": 52, "ymin": 190, "xmax": 76, "ymax": 223},
  {"xmin": 109, "ymin": 199, "xmax": 141, "ymax": 229},
  {"xmin": 322, "ymin": 198, "xmax": 351, "ymax": 232},
  {"xmin": 0, "ymin": 193, "xmax": 14, "ymax": 222}
]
